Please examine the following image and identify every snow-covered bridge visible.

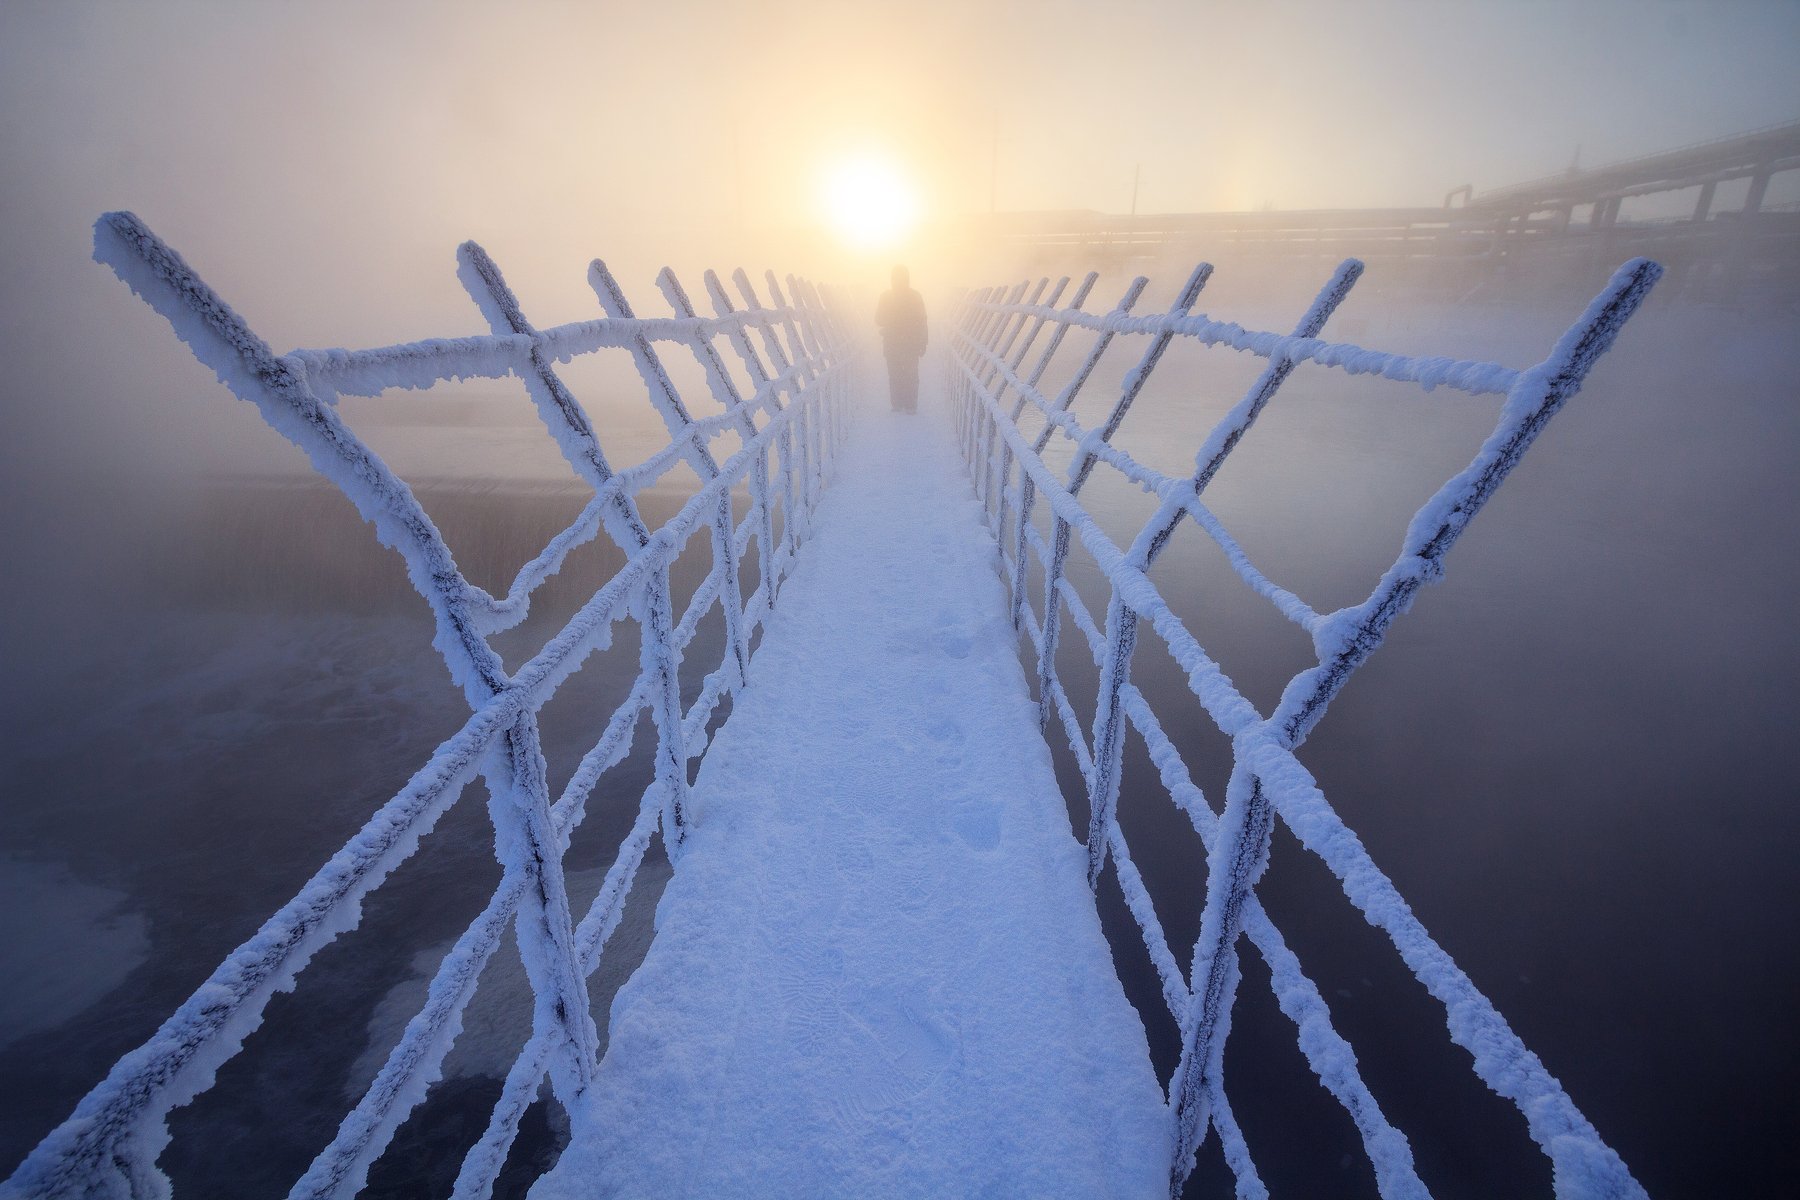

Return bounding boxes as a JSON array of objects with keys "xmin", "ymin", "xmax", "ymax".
[{"xmin": 5, "ymin": 214, "xmax": 1658, "ymax": 1200}]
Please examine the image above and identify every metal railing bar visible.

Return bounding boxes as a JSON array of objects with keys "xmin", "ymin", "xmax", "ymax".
[
  {"xmin": 1120, "ymin": 694, "xmax": 1430, "ymax": 1198},
  {"xmin": 957, "ymin": 332, "xmax": 1186, "ymax": 500},
  {"xmin": 707, "ymin": 271, "xmax": 788, "ymax": 611},
  {"xmin": 287, "ymin": 307, "xmax": 808, "ymax": 399},
  {"xmin": 973, "ymin": 278, "xmax": 1050, "ymax": 518},
  {"xmin": 1053, "ymin": 573, "xmax": 1105, "ymax": 661},
  {"xmin": 593, "ymin": 262, "xmax": 754, "ymax": 696},
  {"xmin": 1241, "ymin": 736, "xmax": 1626, "ymax": 1196},
  {"xmin": 955, "ymin": 256, "xmax": 1655, "ymax": 1198},
  {"xmin": 289, "ymin": 666, "xmax": 661, "ymax": 1197},
  {"xmin": 450, "ymin": 796, "xmax": 662, "ymax": 1200},
  {"xmin": 956, "ymin": 353, "xmax": 1267, "ymax": 737},
  {"xmin": 1168, "ymin": 260, "xmax": 1663, "ymax": 1197},
  {"xmin": 993, "ymin": 273, "xmax": 1087, "ymax": 543},
  {"xmin": 965, "ymin": 298, "xmax": 1523, "ymax": 398},
  {"xmin": 22, "ymin": 213, "xmax": 855, "ymax": 1199},
  {"xmin": 1068, "ymin": 263, "xmax": 1213, "ymax": 492},
  {"xmin": 1105, "ymin": 823, "xmax": 1187, "ymax": 1023},
  {"xmin": 1271, "ymin": 259, "xmax": 1663, "ymax": 748},
  {"xmin": 1112, "ymin": 260, "xmax": 1363, "ymax": 664},
  {"xmin": 1168, "ymin": 492, "xmax": 1322, "ymax": 632}
]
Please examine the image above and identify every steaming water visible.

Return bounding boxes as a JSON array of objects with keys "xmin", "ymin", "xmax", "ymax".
[
  {"xmin": 0, "ymin": 393, "xmax": 719, "ymax": 1195},
  {"xmin": 1, "ymin": 284, "xmax": 1795, "ymax": 1197},
  {"xmin": 1039, "ymin": 278, "xmax": 1800, "ymax": 1198},
  {"xmin": 0, "ymin": 859, "xmax": 148, "ymax": 1050}
]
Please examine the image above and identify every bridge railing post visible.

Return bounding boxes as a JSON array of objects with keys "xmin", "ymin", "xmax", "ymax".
[
  {"xmin": 965, "ymin": 287, "xmax": 1005, "ymax": 454},
  {"xmin": 1032, "ymin": 266, "xmax": 1207, "ymax": 735},
  {"xmin": 644, "ymin": 560, "xmax": 693, "ymax": 851},
  {"xmin": 786, "ymin": 276, "xmax": 824, "ymax": 532},
  {"xmin": 1083, "ymin": 597, "xmax": 1140, "ymax": 889},
  {"xmin": 800, "ymin": 278, "xmax": 839, "ymax": 512},
  {"xmin": 988, "ymin": 271, "xmax": 1097, "ymax": 621},
  {"xmin": 21, "ymin": 211, "xmax": 863, "ymax": 1200},
  {"xmin": 596, "ymin": 261, "xmax": 754, "ymax": 693},
  {"xmin": 1002, "ymin": 275, "xmax": 1145, "ymax": 637},
  {"xmin": 713, "ymin": 269, "xmax": 790, "ymax": 611},
  {"xmin": 982, "ymin": 275, "xmax": 1071, "ymax": 536},
  {"xmin": 762, "ymin": 273, "xmax": 807, "ymax": 574},
  {"xmin": 949, "ymin": 253, "xmax": 1661, "ymax": 1200},
  {"xmin": 972, "ymin": 279, "xmax": 1039, "ymax": 510},
  {"xmin": 800, "ymin": 283, "xmax": 825, "ymax": 519},
  {"xmin": 961, "ymin": 285, "xmax": 1005, "ymax": 457},
  {"xmin": 488, "ymin": 713, "xmax": 604, "ymax": 1093}
]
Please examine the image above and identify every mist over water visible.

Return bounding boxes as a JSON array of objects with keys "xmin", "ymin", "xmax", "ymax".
[
  {"xmin": 3, "ymin": 252, "xmax": 1795, "ymax": 1197},
  {"xmin": 4, "ymin": 0, "xmax": 1800, "ymax": 1195},
  {"xmin": 0, "ymin": 433, "xmax": 725, "ymax": 1193},
  {"xmin": 1024, "ymin": 266, "xmax": 1800, "ymax": 1197}
]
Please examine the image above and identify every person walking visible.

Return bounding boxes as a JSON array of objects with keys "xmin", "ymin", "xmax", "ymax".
[{"xmin": 875, "ymin": 265, "xmax": 927, "ymax": 413}]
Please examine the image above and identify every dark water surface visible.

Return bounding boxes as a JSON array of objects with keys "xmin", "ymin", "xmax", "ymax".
[
  {"xmin": 2, "ymin": 280, "xmax": 1796, "ymax": 1197},
  {"xmin": 1019, "ymin": 276, "xmax": 1800, "ymax": 1198},
  {"xmin": 0, "ymin": 472, "xmax": 724, "ymax": 1196}
]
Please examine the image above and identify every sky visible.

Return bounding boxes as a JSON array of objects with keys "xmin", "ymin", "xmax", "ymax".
[{"xmin": 0, "ymin": 0, "xmax": 1795, "ymax": 485}]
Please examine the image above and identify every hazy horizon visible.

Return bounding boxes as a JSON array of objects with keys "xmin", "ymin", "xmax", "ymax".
[
  {"xmin": 3, "ymin": 0, "xmax": 1796, "ymax": 491},
  {"xmin": 3, "ymin": 3, "xmax": 1799, "ymax": 1196},
  {"xmin": 6, "ymin": 2, "xmax": 1797, "ymax": 296}
]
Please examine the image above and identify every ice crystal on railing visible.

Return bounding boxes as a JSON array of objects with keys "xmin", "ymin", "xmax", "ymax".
[
  {"xmin": 2, "ymin": 213, "xmax": 856, "ymax": 1200},
  {"xmin": 11, "ymin": 210, "xmax": 1659, "ymax": 1200},
  {"xmin": 951, "ymin": 254, "xmax": 1659, "ymax": 1200}
]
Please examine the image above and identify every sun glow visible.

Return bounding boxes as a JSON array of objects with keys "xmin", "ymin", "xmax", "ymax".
[{"xmin": 820, "ymin": 150, "xmax": 921, "ymax": 252}]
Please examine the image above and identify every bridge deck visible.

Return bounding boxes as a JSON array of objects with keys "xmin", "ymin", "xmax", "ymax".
[{"xmin": 533, "ymin": 401, "xmax": 1168, "ymax": 1199}]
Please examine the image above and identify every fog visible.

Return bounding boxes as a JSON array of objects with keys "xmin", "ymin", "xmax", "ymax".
[
  {"xmin": 5, "ymin": 0, "xmax": 1796, "ymax": 480},
  {"xmin": 3, "ymin": 1, "xmax": 1798, "ymax": 1196},
  {"xmin": 1018, "ymin": 268, "xmax": 1800, "ymax": 1195}
]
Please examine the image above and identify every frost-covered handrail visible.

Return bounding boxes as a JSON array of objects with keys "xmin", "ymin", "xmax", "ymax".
[
  {"xmin": 967, "ymin": 295, "xmax": 1524, "ymax": 397},
  {"xmin": 4, "ymin": 213, "xmax": 859, "ymax": 1200},
  {"xmin": 949, "ymin": 255, "xmax": 1660, "ymax": 1200},
  {"xmin": 290, "ymin": 311, "xmax": 812, "ymax": 400}
]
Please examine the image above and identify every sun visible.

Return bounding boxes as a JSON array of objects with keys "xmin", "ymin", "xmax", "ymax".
[{"xmin": 820, "ymin": 150, "xmax": 921, "ymax": 252}]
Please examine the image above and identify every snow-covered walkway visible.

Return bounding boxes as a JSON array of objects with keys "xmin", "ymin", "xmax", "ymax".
[{"xmin": 533, "ymin": 400, "xmax": 1169, "ymax": 1199}]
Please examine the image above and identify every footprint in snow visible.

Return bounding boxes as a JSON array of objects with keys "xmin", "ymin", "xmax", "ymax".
[
  {"xmin": 888, "ymin": 858, "xmax": 935, "ymax": 915},
  {"xmin": 952, "ymin": 804, "xmax": 1001, "ymax": 851},
  {"xmin": 821, "ymin": 985, "xmax": 959, "ymax": 1132},
  {"xmin": 772, "ymin": 942, "xmax": 847, "ymax": 1056},
  {"xmin": 833, "ymin": 837, "xmax": 875, "ymax": 880},
  {"xmin": 935, "ymin": 630, "xmax": 973, "ymax": 659},
  {"xmin": 924, "ymin": 717, "xmax": 965, "ymax": 745}
]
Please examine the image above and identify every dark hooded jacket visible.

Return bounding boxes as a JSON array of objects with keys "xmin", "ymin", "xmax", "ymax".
[{"xmin": 876, "ymin": 280, "xmax": 928, "ymax": 359}]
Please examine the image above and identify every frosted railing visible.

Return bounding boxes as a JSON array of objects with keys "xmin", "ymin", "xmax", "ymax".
[
  {"xmin": 5, "ymin": 213, "xmax": 857, "ymax": 1200},
  {"xmin": 949, "ymin": 256, "xmax": 1660, "ymax": 1200}
]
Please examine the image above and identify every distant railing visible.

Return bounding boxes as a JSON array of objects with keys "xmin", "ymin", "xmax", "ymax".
[
  {"xmin": 4, "ymin": 213, "xmax": 857, "ymax": 1200},
  {"xmin": 949, "ymin": 255, "xmax": 1660, "ymax": 1199},
  {"xmin": 1470, "ymin": 117, "xmax": 1800, "ymax": 207}
]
